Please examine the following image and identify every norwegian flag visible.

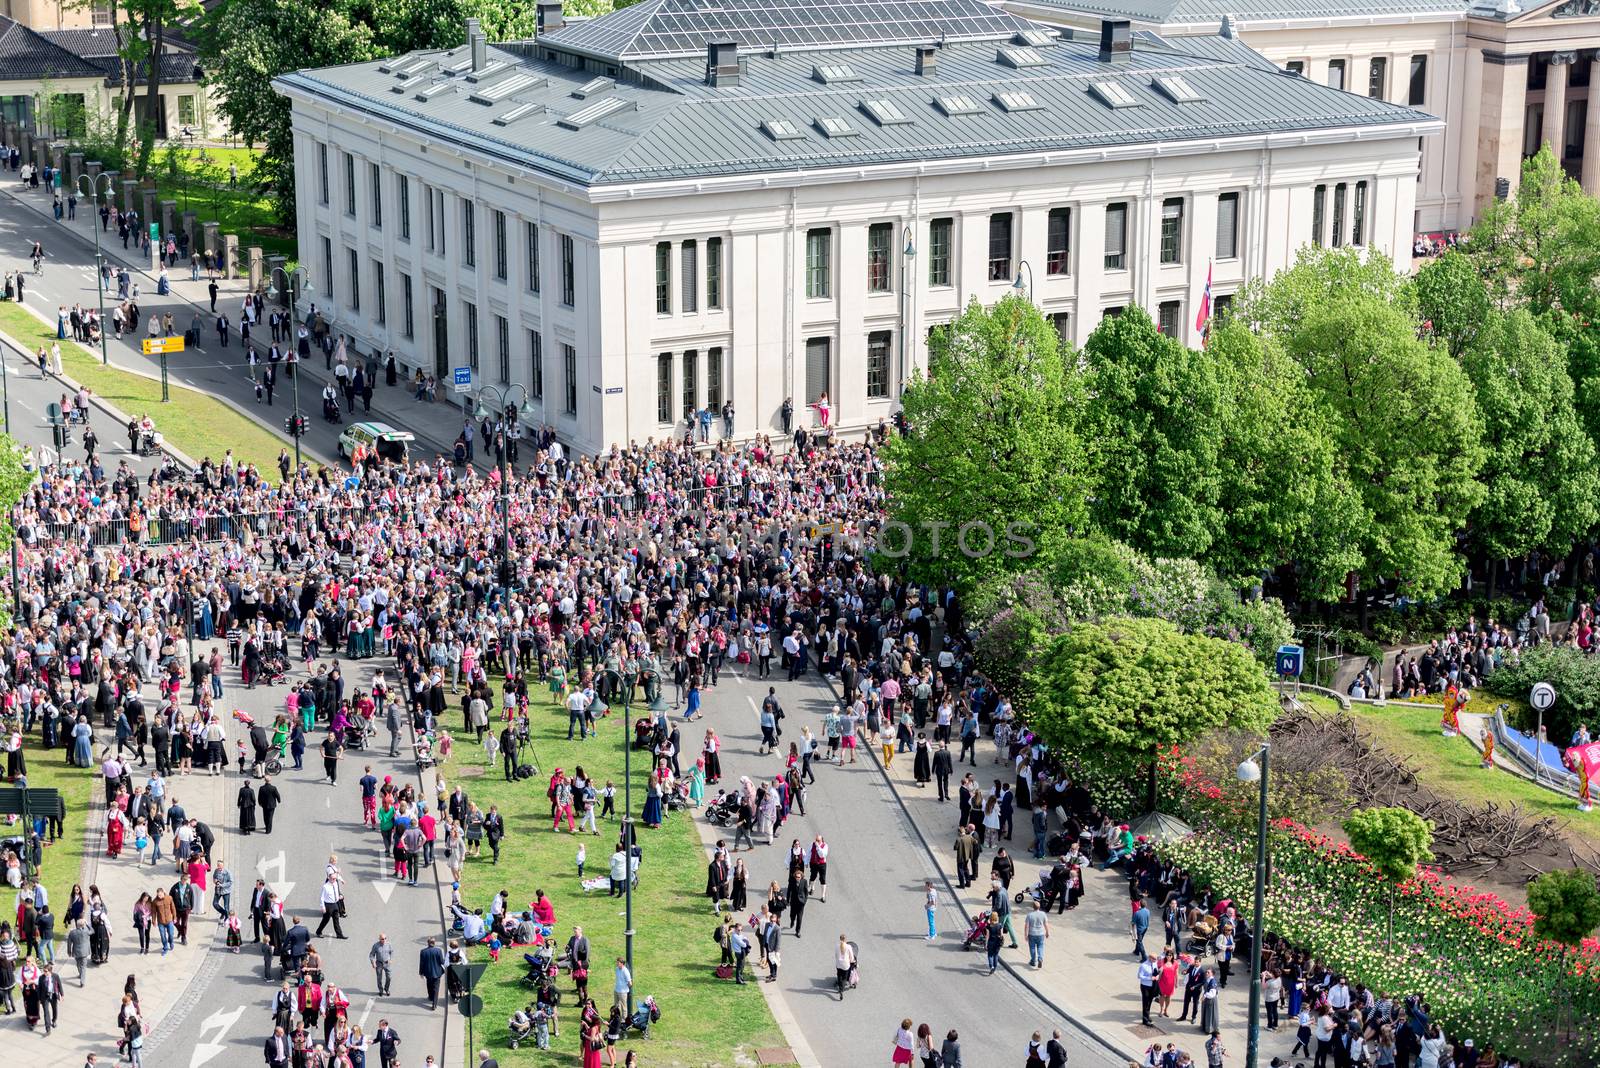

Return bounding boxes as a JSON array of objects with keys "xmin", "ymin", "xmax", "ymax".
[{"xmin": 1194, "ymin": 260, "xmax": 1214, "ymax": 343}]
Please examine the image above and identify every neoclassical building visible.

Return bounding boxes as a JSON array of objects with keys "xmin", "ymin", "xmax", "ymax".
[
  {"xmin": 1010, "ymin": 0, "xmax": 1600, "ymax": 234},
  {"xmin": 275, "ymin": 0, "xmax": 1437, "ymax": 452}
]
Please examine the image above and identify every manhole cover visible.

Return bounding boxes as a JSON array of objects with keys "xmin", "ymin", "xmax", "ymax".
[{"xmin": 755, "ymin": 1048, "xmax": 798, "ymax": 1065}]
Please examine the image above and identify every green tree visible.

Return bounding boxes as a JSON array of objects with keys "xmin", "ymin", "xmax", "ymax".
[
  {"xmin": 202, "ymin": 0, "xmax": 377, "ymax": 226},
  {"xmin": 1415, "ymin": 249, "xmax": 1492, "ymax": 360},
  {"xmin": 1342, "ymin": 805, "xmax": 1433, "ymax": 947},
  {"xmin": 1469, "ymin": 148, "xmax": 1600, "ymax": 319},
  {"xmin": 1025, "ymin": 616, "xmax": 1277, "ymax": 810},
  {"xmin": 1528, "ymin": 867, "xmax": 1600, "ymax": 1042},
  {"xmin": 1460, "ymin": 309, "xmax": 1599, "ymax": 592},
  {"xmin": 0, "ymin": 439, "xmax": 34, "ymax": 628},
  {"xmin": 879, "ymin": 294, "xmax": 1087, "ymax": 592}
]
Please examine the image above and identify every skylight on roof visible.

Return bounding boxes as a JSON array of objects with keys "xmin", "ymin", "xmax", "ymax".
[
  {"xmin": 1013, "ymin": 29, "xmax": 1055, "ymax": 46},
  {"xmin": 1153, "ymin": 75, "xmax": 1203, "ymax": 103},
  {"xmin": 993, "ymin": 90, "xmax": 1043, "ymax": 113},
  {"xmin": 815, "ymin": 115, "xmax": 859, "ymax": 138},
  {"xmin": 469, "ymin": 74, "xmax": 543, "ymax": 104},
  {"xmin": 934, "ymin": 93, "xmax": 983, "ymax": 116},
  {"xmin": 861, "ymin": 99, "xmax": 912, "ymax": 126},
  {"xmin": 997, "ymin": 46, "xmax": 1046, "ymax": 69},
  {"xmin": 1089, "ymin": 80, "xmax": 1140, "ymax": 108},
  {"xmin": 492, "ymin": 102, "xmax": 545, "ymax": 126},
  {"xmin": 463, "ymin": 61, "xmax": 510, "ymax": 84},
  {"xmin": 390, "ymin": 75, "xmax": 425, "ymax": 94},
  {"xmin": 558, "ymin": 96, "xmax": 633, "ymax": 129},
  {"xmin": 761, "ymin": 118, "xmax": 806, "ymax": 141},
  {"xmin": 813, "ymin": 63, "xmax": 861, "ymax": 84},
  {"xmin": 574, "ymin": 76, "xmax": 615, "ymax": 98},
  {"xmin": 414, "ymin": 81, "xmax": 457, "ymax": 101},
  {"xmin": 442, "ymin": 57, "xmax": 473, "ymax": 74}
]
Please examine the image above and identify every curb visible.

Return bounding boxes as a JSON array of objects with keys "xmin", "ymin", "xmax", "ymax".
[{"xmin": 812, "ymin": 671, "xmax": 1142, "ymax": 1066}]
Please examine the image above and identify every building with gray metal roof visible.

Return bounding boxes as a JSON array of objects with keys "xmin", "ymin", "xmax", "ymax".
[{"xmin": 275, "ymin": 0, "xmax": 1439, "ymax": 454}]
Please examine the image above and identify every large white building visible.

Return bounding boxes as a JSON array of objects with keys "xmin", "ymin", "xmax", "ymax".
[
  {"xmin": 275, "ymin": 0, "xmax": 1438, "ymax": 453},
  {"xmin": 1010, "ymin": 0, "xmax": 1600, "ymax": 234}
]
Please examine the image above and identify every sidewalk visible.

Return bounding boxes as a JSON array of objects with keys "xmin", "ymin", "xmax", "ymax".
[{"xmin": 6, "ymin": 181, "xmax": 474, "ymax": 463}]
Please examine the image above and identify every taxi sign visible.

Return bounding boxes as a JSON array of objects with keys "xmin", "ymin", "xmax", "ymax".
[{"xmin": 142, "ymin": 336, "xmax": 186, "ymax": 355}]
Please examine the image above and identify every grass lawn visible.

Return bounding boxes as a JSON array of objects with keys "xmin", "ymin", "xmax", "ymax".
[
  {"xmin": 154, "ymin": 146, "xmax": 295, "ymax": 260},
  {"xmin": 20, "ymin": 744, "xmax": 97, "ymax": 907},
  {"xmin": 0, "ymin": 302, "xmax": 299, "ymax": 476},
  {"xmin": 438, "ymin": 695, "xmax": 786, "ymax": 1066},
  {"xmin": 1313, "ymin": 694, "xmax": 1600, "ymax": 848}
]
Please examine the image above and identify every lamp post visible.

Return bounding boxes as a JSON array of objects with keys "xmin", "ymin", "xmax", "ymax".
[
  {"xmin": 1012, "ymin": 260, "xmax": 1034, "ymax": 302},
  {"xmin": 1, "ymin": 339, "xmax": 11, "ymax": 435},
  {"xmin": 76, "ymin": 173, "xmax": 114, "ymax": 365},
  {"xmin": 898, "ymin": 225, "xmax": 915, "ymax": 388},
  {"xmin": 1237, "ymin": 744, "xmax": 1271, "ymax": 1068},
  {"xmin": 471, "ymin": 384, "xmax": 533, "ymax": 601},
  {"xmin": 268, "ymin": 265, "xmax": 313, "ymax": 471}
]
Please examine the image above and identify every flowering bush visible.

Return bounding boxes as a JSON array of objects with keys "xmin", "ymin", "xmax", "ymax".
[{"xmin": 1162, "ymin": 819, "xmax": 1600, "ymax": 1066}]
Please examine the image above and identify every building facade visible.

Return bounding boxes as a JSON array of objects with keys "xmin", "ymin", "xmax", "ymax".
[
  {"xmin": 1009, "ymin": 0, "xmax": 1600, "ymax": 233},
  {"xmin": 275, "ymin": 0, "xmax": 1437, "ymax": 453}
]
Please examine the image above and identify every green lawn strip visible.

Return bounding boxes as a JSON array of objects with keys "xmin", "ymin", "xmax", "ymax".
[
  {"xmin": 440, "ymin": 699, "xmax": 784, "ymax": 1066},
  {"xmin": 1307, "ymin": 694, "xmax": 1600, "ymax": 848},
  {"xmin": 159, "ymin": 147, "xmax": 295, "ymax": 259},
  {"xmin": 19, "ymin": 743, "xmax": 96, "ymax": 914},
  {"xmin": 0, "ymin": 302, "xmax": 294, "ymax": 475}
]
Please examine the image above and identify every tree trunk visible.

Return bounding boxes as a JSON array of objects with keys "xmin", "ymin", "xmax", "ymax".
[
  {"xmin": 111, "ymin": 0, "xmax": 133, "ymax": 161},
  {"xmin": 135, "ymin": 18, "xmax": 165, "ymax": 178}
]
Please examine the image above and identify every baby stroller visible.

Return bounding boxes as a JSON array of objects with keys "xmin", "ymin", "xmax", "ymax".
[
  {"xmin": 135, "ymin": 426, "xmax": 163, "ymax": 456},
  {"xmin": 626, "ymin": 995, "xmax": 660, "ymax": 1038},
  {"xmin": 259, "ymin": 653, "xmax": 289, "ymax": 685},
  {"xmin": 521, "ymin": 947, "xmax": 559, "ymax": 986},
  {"xmin": 704, "ymin": 791, "xmax": 739, "ymax": 827},
  {"xmin": 962, "ymin": 912, "xmax": 993, "ymax": 950},
  {"xmin": 1013, "ymin": 873, "xmax": 1050, "ymax": 908},
  {"xmin": 632, "ymin": 716, "xmax": 660, "ymax": 751},
  {"xmin": 415, "ymin": 733, "xmax": 437, "ymax": 770},
  {"xmin": 665, "ymin": 780, "xmax": 692, "ymax": 811},
  {"xmin": 322, "ymin": 394, "xmax": 342, "ymax": 423}
]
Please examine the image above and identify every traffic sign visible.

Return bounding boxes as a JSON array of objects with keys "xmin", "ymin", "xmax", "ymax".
[
  {"xmin": 142, "ymin": 336, "xmax": 186, "ymax": 355},
  {"xmin": 1530, "ymin": 682, "xmax": 1557, "ymax": 712},
  {"xmin": 1274, "ymin": 644, "xmax": 1304, "ymax": 678},
  {"xmin": 148, "ymin": 222, "xmax": 159, "ymax": 242},
  {"xmin": 457, "ymin": 994, "xmax": 484, "ymax": 1018},
  {"xmin": 452, "ymin": 366, "xmax": 472, "ymax": 394}
]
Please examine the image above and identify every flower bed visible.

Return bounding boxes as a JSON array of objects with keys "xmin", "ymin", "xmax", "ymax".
[{"xmin": 1162, "ymin": 819, "xmax": 1600, "ymax": 1066}]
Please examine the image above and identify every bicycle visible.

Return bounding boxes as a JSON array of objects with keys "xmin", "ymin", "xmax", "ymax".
[{"xmin": 31, "ymin": 255, "xmax": 42, "ymax": 276}]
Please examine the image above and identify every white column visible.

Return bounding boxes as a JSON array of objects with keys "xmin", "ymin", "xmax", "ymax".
[
  {"xmin": 1584, "ymin": 90, "xmax": 1600, "ymax": 195},
  {"xmin": 1543, "ymin": 53, "xmax": 1574, "ymax": 159}
]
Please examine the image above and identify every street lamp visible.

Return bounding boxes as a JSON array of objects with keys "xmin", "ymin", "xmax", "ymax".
[
  {"xmin": 267, "ymin": 265, "xmax": 313, "ymax": 471},
  {"xmin": 898, "ymin": 225, "xmax": 916, "ymax": 388},
  {"xmin": 1237, "ymin": 744, "xmax": 1270, "ymax": 1068},
  {"xmin": 76, "ymin": 173, "xmax": 114, "ymax": 365},
  {"xmin": 1012, "ymin": 260, "xmax": 1034, "ymax": 302},
  {"xmin": 473, "ymin": 384, "xmax": 534, "ymax": 600}
]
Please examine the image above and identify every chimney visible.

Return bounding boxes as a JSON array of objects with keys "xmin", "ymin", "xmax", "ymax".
[
  {"xmin": 1098, "ymin": 19, "xmax": 1132, "ymax": 61},
  {"xmin": 706, "ymin": 40, "xmax": 740, "ymax": 87},
  {"xmin": 537, "ymin": 1, "xmax": 565, "ymax": 33},
  {"xmin": 1219, "ymin": 13, "xmax": 1235, "ymax": 38},
  {"xmin": 466, "ymin": 17, "xmax": 486, "ymax": 71},
  {"xmin": 915, "ymin": 44, "xmax": 936, "ymax": 75}
]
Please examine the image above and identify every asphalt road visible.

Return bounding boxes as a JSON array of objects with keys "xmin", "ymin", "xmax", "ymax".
[
  {"xmin": 687, "ymin": 667, "xmax": 1125, "ymax": 1068},
  {"xmin": 0, "ymin": 337, "xmax": 163, "ymax": 477},
  {"xmin": 144, "ymin": 659, "xmax": 452, "ymax": 1068}
]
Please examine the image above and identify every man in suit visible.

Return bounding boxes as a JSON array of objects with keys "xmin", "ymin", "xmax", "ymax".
[
  {"xmin": 374, "ymin": 1020, "xmax": 401, "ymax": 1068},
  {"xmin": 37, "ymin": 962, "xmax": 63, "ymax": 1033},
  {"xmin": 169, "ymin": 873, "xmax": 198, "ymax": 943},
  {"xmin": 250, "ymin": 879, "xmax": 271, "ymax": 943},
  {"xmin": 263, "ymin": 1026, "xmax": 290, "ymax": 1068},
  {"xmin": 932, "ymin": 742, "xmax": 954, "ymax": 802},
  {"xmin": 418, "ymin": 937, "xmax": 446, "ymax": 1009},
  {"xmin": 257, "ymin": 777, "xmax": 282, "ymax": 834},
  {"xmin": 283, "ymin": 915, "xmax": 311, "ymax": 976}
]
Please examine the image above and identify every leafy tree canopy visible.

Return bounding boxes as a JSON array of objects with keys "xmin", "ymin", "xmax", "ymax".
[
  {"xmin": 1468, "ymin": 148, "xmax": 1600, "ymax": 319},
  {"xmin": 1528, "ymin": 868, "xmax": 1600, "ymax": 948},
  {"xmin": 1342, "ymin": 806, "xmax": 1434, "ymax": 884}
]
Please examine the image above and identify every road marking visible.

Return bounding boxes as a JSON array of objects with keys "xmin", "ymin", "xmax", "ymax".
[
  {"xmin": 374, "ymin": 841, "xmax": 396, "ymax": 904},
  {"xmin": 189, "ymin": 1005, "xmax": 246, "ymax": 1068},
  {"xmin": 256, "ymin": 850, "xmax": 296, "ymax": 900},
  {"xmin": 357, "ymin": 997, "xmax": 375, "ymax": 1030}
]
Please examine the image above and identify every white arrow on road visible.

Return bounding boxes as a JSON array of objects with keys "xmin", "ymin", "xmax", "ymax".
[
  {"xmin": 357, "ymin": 997, "xmax": 375, "ymax": 1031},
  {"xmin": 190, "ymin": 1004, "xmax": 246, "ymax": 1068},
  {"xmin": 257, "ymin": 851, "xmax": 296, "ymax": 901},
  {"xmin": 374, "ymin": 842, "xmax": 396, "ymax": 904}
]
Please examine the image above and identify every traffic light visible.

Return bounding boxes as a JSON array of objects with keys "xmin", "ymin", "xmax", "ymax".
[
  {"xmin": 51, "ymin": 422, "xmax": 70, "ymax": 449},
  {"xmin": 283, "ymin": 414, "xmax": 307, "ymax": 437}
]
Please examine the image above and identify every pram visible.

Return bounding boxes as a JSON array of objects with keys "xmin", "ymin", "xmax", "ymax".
[
  {"xmin": 135, "ymin": 426, "xmax": 163, "ymax": 456},
  {"xmin": 322, "ymin": 394, "xmax": 342, "ymax": 423},
  {"xmin": 414, "ymin": 733, "xmax": 437, "ymax": 769},
  {"xmin": 704, "ymin": 791, "xmax": 739, "ymax": 826},
  {"xmin": 632, "ymin": 716, "xmax": 661, "ymax": 751},
  {"xmin": 625, "ymin": 995, "xmax": 660, "ymax": 1038},
  {"xmin": 962, "ymin": 912, "xmax": 993, "ymax": 950},
  {"xmin": 1013, "ymin": 872, "xmax": 1050, "ymax": 908}
]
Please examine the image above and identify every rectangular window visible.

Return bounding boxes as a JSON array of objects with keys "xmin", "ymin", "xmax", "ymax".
[
  {"xmin": 370, "ymin": 163, "xmax": 382, "ymax": 229},
  {"xmin": 462, "ymin": 199, "xmax": 476, "ymax": 267},
  {"xmin": 464, "ymin": 301, "xmax": 479, "ymax": 370},
  {"xmin": 1327, "ymin": 59, "xmax": 1346, "ymax": 91},
  {"xmin": 1312, "ymin": 185, "xmax": 1327, "ymax": 247},
  {"xmin": 177, "ymin": 94, "xmax": 196, "ymax": 127},
  {"xmin": 318, "ymin": 144, "xmax": 329, "ymax": 205},
  {"xmin": 1214, "ymin": 293, "xmax": 1233, "ymax": 318},
  {"xmin": 373, "ymin": 260, "xmax": 386, "ymax": 324},
  {"xmin": 1050, "ymin": 312, "xmax": 1071, "ymax": 347},
  {"xmin": 928, "ymin": 217, "xmax": 952, "ymax": 286},
  {"xmin": 1159, "ymin": 199, "xmax": 1184, "ymax": 265},
  {"xmin": 655, "ymin": 242, "xmax": 671, "ymax": 314},
  {"xmin": 401, "ymin": 273, "xmax": 414, "ymax": 338},
  {"xmin": 805, "ymin": 337, "xmax": 830, "ymax": 404},
  {"xmin": 494, "ymin": 211, "xmax": 508, "ymax": 280},
  {"xmin": 1368, "ymin": 56, "xmax": 1387, "ymax": 98},
  {"xmin": 657, "ymin": 352, "xmax": 673, "ymax": 423},
  {"xmin": 866, "ymin": 330, "xmax": 890, "ymax": 399},
  {"xmin": 1047, "ymin": 208, "xmax": 1071, "ymax": 276},
  {"xmin": 706, "ymin": 238, "xmax": 723, "ymax": 309},
  {"xmin": 682, "ymin": 241, "xmax": 698, "ymax": 313},
  {"xmin": 561, "ymin": 235, "xmax": 575, "ymax": 307},
  {"xmin": 496, "ymin": 315, "xmax": 510, "ymax": 382},
  {"xmin": 1285, "ymin": 59, "xmax": 1304, "ymax": 76},
  {"xmin": 1157, "ymin": 300, "xmax": 1180, "ymax": 337},
  {"xmin": 1408, "ymin": 55, "xmax": 1427, "ymax": 106},
  {"xmin": 344, "ymin": 152, "xmax": 356, "ymax": 216},
  {"xmin": 1332, "ymin": 183, "xmax": 1348, "ymax": 248},
  {"xmin": 867, "ymin": 222, "xmax": 892, "ymax": 292},
  {"xmin": 529, "ymin": 331, "xmax": 544, "ymax": 399},
  {"xmin": 91, "ymin": 1, "xmax": 112, "ymax": 26},
  {"xmin": 1104, "ymin": 203, "xmax": 1128, "ymax": 270},
  {"xmin": 987, "ymin": 212, "xmax": 1013, "ymax": 282},
  {"xmin": 707, "ymin": 346, "xmax": 723, "ymax": 410},
  {"xmin": 424, "ymin": 185, "xmax": 435, "ymax": 252},
  {"xmin": 347, "ymin": 248, "xmax": 360, "ymax": 312},
  {"xmin": 320, "ymin": 236, "xmax": 333, "ymax": 301},
  {"xmin": 683, "ymin": 349, "xmax": 698, "ymax": 420},
  {"xmin": 1103, "ymin": 306, "xmax": 1124, "ymax": 320},
  {"xmin": 527, "ymin": 223, "xmax": 541, "ymax": 293},
  {"xmin": 806, "ymin": 228, "xmax": 831, "ymax": 299},
  {"xmin": 1216, "ymin": 192, "xmax": 1240, "ymax": 260},
  {"xmin": 562, "ymin": 343, "xmax": 577, "ymax": 415},
  {"xmin": 1352, "ymin": 181, "xmax": 1368, "ymax": 247},
  {"xmin": 398, "ymin": 176, "xmax": 410, "ymax": 240}
]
